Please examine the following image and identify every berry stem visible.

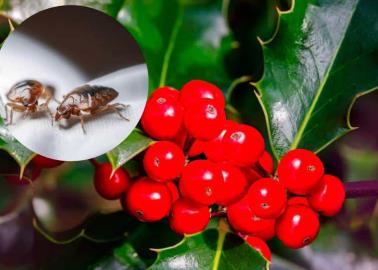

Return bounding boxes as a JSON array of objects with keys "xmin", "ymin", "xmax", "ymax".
[
  {"xmin": 89, "ymin": 158, "xmax": 101, "ymax": 168},
  {"xmin": 211, "ymin": 210, "xmax": 226, "ymax": 218},
  {"xmin": 345, "ymin": 180, "xmax": 378, "ymax": 199}
]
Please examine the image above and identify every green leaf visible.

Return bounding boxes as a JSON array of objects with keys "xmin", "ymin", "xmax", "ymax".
[
  {"xmin": 107, "ymin": 129, "xmax": 154, "ymax": 170},
  {"xmin": 0, "ymin": 120, "xmax": 35, "ymax": 170},
  {"xmin": 149, "ymin": 219, "xmax": 269, "ymax": 270},
  {"xmin": 255, "ymin": 0, "xmax": 378, "ymax": 161},
  {"xmin": 116, "ymin": 0, "xmax": 238, "ymax": 92}
]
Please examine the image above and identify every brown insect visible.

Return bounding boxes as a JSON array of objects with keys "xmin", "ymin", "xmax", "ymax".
[
  {"xmin": 54, "ymin": 84, "xmax": 129, "ymax": 134},
  {"xmin": 5, "ymin": 80, "xmax": 53, "ymax": 124}
]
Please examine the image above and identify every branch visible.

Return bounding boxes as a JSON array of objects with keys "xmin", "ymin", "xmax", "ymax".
[{"xmin": 345, "ymin": 180, "xmax": 378, "ymax": 199}]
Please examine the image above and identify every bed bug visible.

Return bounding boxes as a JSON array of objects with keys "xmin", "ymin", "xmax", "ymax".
[
  {"xmin": 54, "ymin": 84, "xmax": 129, "ymax": 134},
  {"xmin": 5, "ymin": 80, "xmax": 53, "ymax": 125}
]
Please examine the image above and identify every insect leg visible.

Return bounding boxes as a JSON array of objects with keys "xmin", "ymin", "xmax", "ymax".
[
  {"xmin": 90, "ymin": 104, "xmax": 129, "ymax": 121},
  {"xmin": 39, "ymin": 101, "xmax": 54, "ymax": 126},
  {"xmin": 6, "ymin": 103, "xmax": 26, "ymax": 125},
  {"xmin": 80, "ymin": 115, "xmax": 87, "ymax": 134},
  {"xmin": 108, "ymin": 103, "xmax": 130, "ymax": 121}
]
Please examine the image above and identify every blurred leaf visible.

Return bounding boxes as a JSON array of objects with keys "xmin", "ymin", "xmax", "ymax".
[
  {"xmin": 149, "ymin": 219, "xmax": 268, "ymax": 270},
  {"xmin": 255, "ymin": 0, "xmax": 378, "ymax": 161},
  {"xmin": 107, "ymin": 129, "xmax": 154, "ymax": 171},
  {"xmin": 33, "ymin": 211, "xmax": 139, "ymax": 244}
]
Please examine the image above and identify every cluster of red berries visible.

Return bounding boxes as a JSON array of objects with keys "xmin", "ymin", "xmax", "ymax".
[{"xmin": 92, "ymin": 80, "xmax": 346, "ymax": 261}]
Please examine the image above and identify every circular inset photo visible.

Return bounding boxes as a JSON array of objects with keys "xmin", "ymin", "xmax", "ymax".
[{"xmin": 0, "ymin": 6, "xmax": 148, "ymax": 161}]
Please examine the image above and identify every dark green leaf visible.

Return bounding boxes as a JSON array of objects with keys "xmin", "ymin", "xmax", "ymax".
[
  {"xmin": 116, "ymin": 0, "xmax": 238, "ymax": 92},
  {"xmin": 149, "ymin": 219, "xmax": 268, "ymax": 270},
  {"xmin": 107, "ymin": 129, "xmax": 154, "ymax": 170},
  {"xmin": 0, "ymin": 120, "xmax": 35, "ymax": 170},
  {"xmin": 255, "ymin": 0, "xmax": 378, "ymax": 161}
]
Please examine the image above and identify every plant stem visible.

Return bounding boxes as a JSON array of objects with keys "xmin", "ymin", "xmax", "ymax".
[{"xmin": 345, "ymin": 180, "xmax": 378, "ymax": 199}]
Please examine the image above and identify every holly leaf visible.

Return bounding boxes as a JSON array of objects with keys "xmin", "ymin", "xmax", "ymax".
[
  {"xmin": 116, "ymin": 0, "xmax": 238, "ymax": 92},
  {"xmin": 255, "ymin": 0, "xmax": 378, "ymax": 161},
  {"xmin": 107, "ymin": 129, "xmax": 154, "ymax": 171},
  {"xmin": 149, "ymin": 219, "xmax": 269, "ymax": 270},
  {"xmin": 0, "ymin": 120, "xmax": 35, "ymax": 171}
]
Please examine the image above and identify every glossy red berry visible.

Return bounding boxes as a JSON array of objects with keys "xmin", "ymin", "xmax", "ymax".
[
  {"xmin": 223, "ymin": 124, "xmax": 265, "ymax": 167},
  {"xmin": 141, "ymin": 95, "xmax": 184, "ymax": 140},
  {"xmin": 94, "ymin": 163, "xmax": 130, "ymax": 200},
  {"xmin": 180, "ymin": 80, "xmax": 225, "ymax": 109},
  {"xmin": 143, "ymin": 141, "xmax": 185, "ymax": 182},
  {"xmin": 169, "ymin": 199, "xmax": 210, "ymax": 235},
  {"xmin": 179, "ymin": 160, "xmax": 223, "ymax": 206},
  {"xmin": 244, "ymin": 236, "xmax": 272, "ymax": 261},
  {"xmin": 167, "ymin": 182, "xmax": 180, "ymax": 203},
  {"xmin": 308, "ymin": 174, "xmax": 345, "ymax": 216},
  {"xmin": 217, "ymin": 162, "xmax": 249, "ymax": 206},
  {"xmin": 227, "ymin": 196, "xmax": 275, "ymax": 234},
  {"xmin": 184, "ymin": 100, "xmax": 226, "ymax": 141},
  {"xmin": 5, "ymin": 165, "xmax": 41, "ymax": 186},
  {"xmin": 188, "ymin": 139, "xmax": 205, "ymax": 157},
  {"xmin": 124, "ymin": 177, "xmax": 172, "ymax": 222},
  {"xmin": 248, "ymin": 178, "xmax": 287, "ymax": 218},
  {"xmin": 150, "ymin": 86, "xmax": 180, "ymax": 100},
  {"xmin": 257, "ymin": 151, "xmax": 274, "ymax": 174},
  {"xmin": 203, "ymin": 120, "xmax": 236, "ymax": 162},
  {"xmin": 32, "ymin": 155, "xmax": 64, "ymax": 169},
  {"xmin": 171, "ymin": 127, "xmax": 188, "ymax": 149},
  {"xmin": 243, "ymin": 152, "xmax": 274, "ymax": 184},
  {"xmin": 287, "ymin": 196, "xmax": 309, "ymax": 207},
  {"xmin": 247, "ymin": 219, "xmax": 276, "ymax": 241},
  {"xmin": 277, "ymin": 149, "xmax": 324, "ymax": 195},
  {"xmin": 276, "ymin": 205, "xmax": 320, "ymax": 249}
]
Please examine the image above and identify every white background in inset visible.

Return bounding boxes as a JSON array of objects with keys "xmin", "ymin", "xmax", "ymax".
[{"xmin": 0, "ymin": 32, "xmax": 148, "ymax": 161}]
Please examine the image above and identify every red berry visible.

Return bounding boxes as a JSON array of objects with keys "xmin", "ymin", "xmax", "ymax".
[
  {"xmin": 227, "ymin": 196, "xmax": 275, "ymax": 234},
  {"xmin": 277, "ymin": 149, "xmax": 324, "ymax": 195},
  {"xmin": 5, "ymin": 165, "xmax": 41, "ymax": 186},
  {"xmin": 124, "ymin": 177, "xmax": 172, "ymax": 222},
  {"xmin": 94, "ymin": 163, "xmax": 130, "ymax": 200},
  {"xmin": 243, "ymin": 152, "xmax": 274, "ymax": 184},
  {"xmin": 203, "ymin": 120, "xmax": 236, "ymax": 162},
  {"xmin": 276, "ymin": 205, "xmax": 320, "ymax": 249},
  {"xmin": 184, "ymin": 100, "xmax": 226, "ymax": 141},
  {"xmin": 143, "ymin": 141, "xmax": 185, "ymax": 182},
  {"xmin": 171, "ymin": 127, "xmax": 188, "ymax": 149},
  {"xmin": 179, "ymin": 160, "xmax": 223, "ymax": 206},
  {"xmin": 141, "ymin": 95, "xmax": 183, "ymax": 140},
  {"xmin": 242, "ymin": 167, "xmax": 263, "ymax": 185},
  {"xmin": 180, "ymin": 80, "xmax": 225, "ymax": 109},
  {"xmin": 287, "ymin": 196, "xmax": 309, "ymax": 207},
  {"xmin": 248, "ymin": 178, "xmax": 287, "ymax": 219},
  {"xmin": 169, "ymin": 199, "xmax": 210, "ymax": 235},
  {"xmin": 308, "ymin": 175, "xmax": 345, "ymax": 216},
  {"xmin": 188, "ymin": 139, "xmax": 205, "ymax": 157},
  {"xmin": 257, "ymin": 151, "xmax": 274, "ymax": 174},
  {"xmin": 247, "ymin": 220, "xmax": 276, "ymax": 241},
  {"xmin": 32, "ymin": 155, "xmax": 64, "ymax": 169},
  {"xmin": 223, "ymin": 124, "xmax": 265, "ymax": 167},
  {"xmin": 217, "ymin": 162, "xmax": 249, "ymax": 206},
  {"xmin": 150, "ymin": 86, "xmax": 180, "ymax": 100},
  {"xmin": 167, "ymin": 182, "xmax": 180, "ymax": 203},
  {"xmin": 244, "ymin": 236, "xmax": 272, "ymax": 261}
]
